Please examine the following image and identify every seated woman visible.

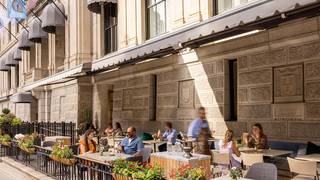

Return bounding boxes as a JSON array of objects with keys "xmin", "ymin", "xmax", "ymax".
[
  {"xmin": 104, "ymin": 123, "xmax": 114, "ymax": 137},
  {"xmin": 114, "ymin": 122, "xmax": 123, "ymax": 137},
  {"xmin": 245, "ymin": 123, "xmax": 268, "ymax": 149},
  {"xmin": 218, "ymin": 129, "xmax": 241, "ymax": 168},
  {"xmin": 157, "ymin": 122, "xmax": 177, "ymax": 144},
  {"xmin": 79, "ymin": 129, "xmax": 97, "ymax": 154}
]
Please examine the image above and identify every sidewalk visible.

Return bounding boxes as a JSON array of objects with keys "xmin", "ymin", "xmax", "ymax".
[{"xmin": 0, "ymin": 157, "xmax": 54, "ymax": 180}]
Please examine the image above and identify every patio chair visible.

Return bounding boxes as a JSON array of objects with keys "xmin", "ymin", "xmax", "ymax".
[
  {"xmin": 242, "ymin": 153, "xmax": 264, "ymax": 167},
  {"xmin": 211, "ymin": 151, "xmax": 231, "ymax": 177},
  {"xmin": 142, "ymin": 147, "xmax": 152, "ymax": 162},
  {"xmin": 287, "ymin": 157, "xmax": 319, "ymax": 180},
  {"xmin": 244, "ymin": 163, "xmax": 277, "ymax": 180}
]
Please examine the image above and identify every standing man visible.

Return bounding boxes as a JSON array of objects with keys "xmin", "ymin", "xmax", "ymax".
[
  {"xmin": 118, "ymin": 127, "xmax": 144, "ymax": 156},
  {"xmin": 187, "ymin": 107, "xmax": 213, "ymax": 139}
]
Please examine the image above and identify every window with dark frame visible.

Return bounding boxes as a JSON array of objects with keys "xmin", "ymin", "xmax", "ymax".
[
  {"xmin": 104, "ymin": 3, "xmax": 118, "ymax": 55},
  {"xmin": 8, "ymin": 70, "xmax": 11, "ymax": 90},
  {"xmin": 16, "ymin": 66, "xmax": 19, "ymax": 88},
  {"xmin": 150, "ymin": 74, "xmax": 157, "ymax": 121},
  {"xmin": 229, "ymin": 60, "xmax": 237, "ymax": 121},
  {"xmin": 146, "ymin": 0, "xmax": 166, "ymax": 39}
]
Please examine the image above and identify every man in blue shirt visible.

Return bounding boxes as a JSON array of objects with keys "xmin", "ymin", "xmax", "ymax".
[
  {"xmin": 119, "ymin": 127, "xmax": 144, "ymax": 156},
  {"xmin": 187, "ymin": 107, "xmax": 213, "ymax": 139}
]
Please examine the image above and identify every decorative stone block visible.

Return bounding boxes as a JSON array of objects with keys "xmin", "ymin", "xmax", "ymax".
[
  {"xmin": 305, "ymin": 102, "xmax": 320, "ymax": 119},
  {"xmin": 238, "ymin": 88, "xmax": 248, "ymax": 103},
  {"xmin": 157, "ymin": 108, "xmax": 177, "ymax": 119},
  {"xmin": 122, "ymin": 89, "xmax": 133, "ymax": 110},
  {"xmin": 239, "ymin": 69, "xmax": 272, "ymax": 86},
  {"xmin": 305, "ymin": 61, "xmax": 320, "ymax": 80},
  {"xmin": 238, "ymin": 56, "xmax": 248, "ymax": 70},
  {"xmin": 288, "ymin": 42, "xmax": 320, "ymax": 62},
  {"xmin": 274, "ymin": 64, "xmax": 303, "ymax": 103},
  {"xmin": 288, "ymin": 122, "xmax": 320, "ymax": 139},
  {"xmin": 238, "ymin": 104, "xmax": 271, "ymax": 118},
  {"xmin": 178, "ymin": 80, "xmax": 195, "ymax": 108},
  {"xmin": 157, "ymin": 83, "xmax": 178, "ymax": 94},
  {"xmin": 177, "ymin": 108, "xmax": 196, "ymax": 119},
  {"xmin": 272, "ymin": 103, "xmax": 304, "ymax": 119},
  {"xmin": 157, "ymin": 95, "xmax": 178, "ymax": 108},
  {"xmin": 249, "ymin": 86, "xmax": 272, "ymax": 102},
  {"xmin": 305, "ymin": 81, "xmax": 320, "ymax": 100}
]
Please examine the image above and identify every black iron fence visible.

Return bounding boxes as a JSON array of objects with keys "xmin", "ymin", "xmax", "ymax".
[
  {"xmin": 0, "ymin": 144, "xmax": 114, "ymax": 180},
  {"xmin": 1, "ymin": 121, "xmax": 77, "ymax": 144}
]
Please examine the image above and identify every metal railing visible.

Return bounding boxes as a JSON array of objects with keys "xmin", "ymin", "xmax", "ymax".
[
  {"xmin": 0, "ymin": 144, "xmax": 114, "ymax": 180},
  {"xmin": 1, "ymin": 121, "xmax": 77, "ymax": 144}
]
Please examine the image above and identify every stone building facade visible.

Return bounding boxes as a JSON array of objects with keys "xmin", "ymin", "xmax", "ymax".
[{"xmin": 0, "ymin": 0, "xmax": 319, "ymax": 142}]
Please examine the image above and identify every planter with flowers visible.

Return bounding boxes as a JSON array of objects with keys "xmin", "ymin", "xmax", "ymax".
[
  {"xmin": 229, "ymin": 167, "xmax": 242, "ymax": 180},
  {"xmin": 18, "ymin": 135, "xmax": 36, "ymax": 154},
  {"xmin": 169, "ymin": 164, "xmax": 207, "ymax": 180},
  {"xmin": 50, "ymin": 142, "xmax": 76, "ymax": 166},
  {"xmin": 0, "ymin": 134, "xmax": 12, "ymax": 147},
  {"xmin": 112, "ymin": 159, "xmax": 163, "ymax": 180}
]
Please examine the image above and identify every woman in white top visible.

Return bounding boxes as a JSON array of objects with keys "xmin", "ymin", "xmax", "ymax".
[{"xmin": 218, "ymin": 129, "xmax": 241, "ymax": 168}]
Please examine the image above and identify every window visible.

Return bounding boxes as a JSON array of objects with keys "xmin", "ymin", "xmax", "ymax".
[
  {"xmin": 7, "ymin": 70, "xmax": 11, "ymax": 90},
  {"xmin": 146, "ymin": 0, "xmax": 166, "ymax": 39},
  {"xmin": 104, "ymin": 3, "xmax": 117, "ymax": 55},
  {"xmin": 16, "ymin": 66, "xmax": 19, "ymax": 88},
  {"xmin": 214, "ymin": 0, "xmax": 254, "ymax": 14},
  {"xmin": 228, "ymin": 60, "xmax": 237, "ymax": 120},
  {"xmin": 8, "ymin": 22, "xmax": 11, "ymax": 41}
]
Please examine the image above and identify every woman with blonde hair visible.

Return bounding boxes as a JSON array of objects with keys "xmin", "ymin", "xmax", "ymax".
[{"xmin": 218, "ymin": 129, "xmax": 241, "ymax": 167}]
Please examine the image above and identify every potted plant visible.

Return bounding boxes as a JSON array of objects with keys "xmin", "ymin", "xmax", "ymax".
[
  {"xmin": 0, "ymin": 134, "xmax": 12, "ymax": 147},
  {"xmin": 229, "ymin": 167, "xmax": 242, "ymax": 180},
  {"xmin": 18, "ymin": 135, "xmax": 36, "ymax": 154},
  {"xmin": 112, "ymin": 159, "xmax": 164, "ymax": 180},
  {"xmin": 132, "ymin": 163, "xmax": 163, "ymax": 180},
  {"xmin": 169, "ymin": 164, "xmax": 207, "ymax": 180},
  {"xmin": 50, "ymin": 142, "xmax": 76, "ymax": 166}
]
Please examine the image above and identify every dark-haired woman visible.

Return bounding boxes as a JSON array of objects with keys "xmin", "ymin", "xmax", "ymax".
[
  {"xmin": 245, "ymin": 123, "xmax": 268, "ymax": 149},
  {"xmin": 79, "ymin": 129, "xmax": 97, "ymax": 154}
]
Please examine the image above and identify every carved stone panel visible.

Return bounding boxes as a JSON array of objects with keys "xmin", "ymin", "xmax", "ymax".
[
  {"xmin": 274, "ymin": 64, "xmax": 303, "ymax": 103},
  {"xmin": 122, "ymin": 89, "xmax": 133, "ymax": 110},
  {"xmin": 178, "ymin": 80, "xmax": 195, "ymax": 108}
]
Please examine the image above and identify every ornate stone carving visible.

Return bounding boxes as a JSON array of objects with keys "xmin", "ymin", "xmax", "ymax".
[
  {"xmin": 274, "ymin": 64, "xmax": 303, "ymax": 103},
  {"xmin": 178, "ymin": 80, "xmax": 195, "ymax": 108},
  {"xmin": 122, "ymin": 89, "xmax": 133, "ymax": 110}
]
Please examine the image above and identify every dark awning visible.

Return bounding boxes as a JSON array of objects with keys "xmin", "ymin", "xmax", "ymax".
[
  {"xmin": 41, "ymin": 1, "xmax": 65, "ymax": 33},
  {"xmin": 0, "ymin": 57, "xmax": 10, "ymax": 71},
  {"xmin": 5, "ymin": 51, "xmax": 19, "ymax": 66},
  {"xmin": 18, "ymin": 29, "xmax": 33, "ymax": 51},
  {"xmin": 13, "ymin": 48, "xmax": 22, "ymax": 61},
  {"xmin": 92, "ymin": 0, "xmax": 319, "ymax": 71},
  {"xmin": 28, "ymin": 18, "xmax": 48, "ymax": 43},
  {"xmin": 87, "ymin": 0, "xmax": 117, "ymax": 13},
  {"xmin": 10, "ymin": 92, "xmax": 33, "ymax": 103}
]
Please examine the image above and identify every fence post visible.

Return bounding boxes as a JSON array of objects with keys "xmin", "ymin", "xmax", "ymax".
[{"xmin": 62, "ymin": 122, "xmax": 65, "ymax": 136}]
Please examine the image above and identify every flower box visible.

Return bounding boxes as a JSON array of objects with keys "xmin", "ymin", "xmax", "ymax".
[
  {"xmin": 112, "ymin": 174, "xmax": 134, "ymax": 180},
  {"xmin": 1, "ymin": 141, "xmax": 11, "ymax": 147},
  {"xmin": 50, "ymin": 155, "xmax": 76, "ymax": 166},
  {"xmin": 20, "ymin": 146, "xmax": 36, "ymax": 154}
]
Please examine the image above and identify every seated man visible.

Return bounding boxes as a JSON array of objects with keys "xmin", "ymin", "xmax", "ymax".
[{"xmin": 118, "ymin": 127, "xmax": 144, "ymax": 156}]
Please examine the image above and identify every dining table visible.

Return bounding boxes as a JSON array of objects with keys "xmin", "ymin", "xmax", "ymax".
[
  {"xmin": 295, "ymin": 153, "xmax": 320, "ymax": 162},
  {"xmin": 239, "ymin": 147, "xmax": 292, "ymax": 157},
  {"xmin": 143, "ymin": 139, "xmax": 166, "ymax": 152},
  {"xmin": 77, "ymin": 152, "xmax": 140, "ymax": 165}
]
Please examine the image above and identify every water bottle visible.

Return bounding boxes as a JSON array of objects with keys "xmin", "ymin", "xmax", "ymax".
[{"xmin": 167, "ymin": 141, "xmax": 172, "ymax": 152}]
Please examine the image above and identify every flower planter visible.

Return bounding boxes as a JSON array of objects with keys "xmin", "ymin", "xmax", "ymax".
[
  {"xmin": 19, "ymin": 146, "xmax": 36, "ymax": 154},
  {"xmin": 1, "ymin": 141, "xmax": 11, "ymax": 147},
  {"xmin": 50, "ymin": 155, "xmax": 76, "ymax": 166},
  {"xmin": 112, "ymin": 174, "xmax": 134, "ymax": 180}
]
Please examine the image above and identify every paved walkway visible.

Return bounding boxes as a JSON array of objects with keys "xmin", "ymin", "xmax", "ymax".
[
  {"xmin": 0, "ymin": 162, "xmax": 34, "ymax": 180},
  {"xmin": 0, "ymin": 157, "xmax": 54, "ymax": 180}
]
